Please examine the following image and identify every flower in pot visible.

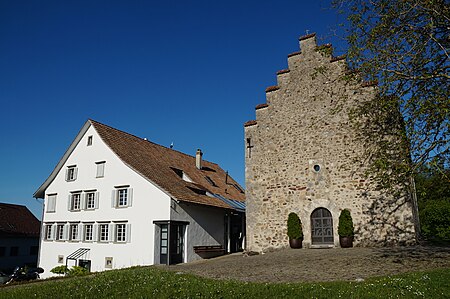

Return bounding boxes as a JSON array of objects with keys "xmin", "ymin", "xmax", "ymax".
[
  {"xmin": 338, "ymin": 209, "xmax": 354, "ymax": 248},
  {"xmin": 287, "ymin": 212, "xmax": 303, "ymax": 248}
]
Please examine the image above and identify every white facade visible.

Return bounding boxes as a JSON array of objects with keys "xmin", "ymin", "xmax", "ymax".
[
  {"xmin": 36, "ymin": 121, "xmax": 244, "ymax": 278},
  {"xmin": 38, "ymin": 125, "xmax": 172, "ymax": 278}
]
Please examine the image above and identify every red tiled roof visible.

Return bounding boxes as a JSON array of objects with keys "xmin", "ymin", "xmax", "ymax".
[
  {"xmin": 91, "ymin": 121, "xmax": 245, "ymax": 210},
  {"xmin": 0, "ymin": 203, "xmax": 40, "ymax": 237},
  {"xmin": 265, "ymin": 86, "xmax": 280, "ymax": 93},
  {"xmin": 330, "ymin": 54, "xmax": 346, "ymax": 62},
  {"xmin": 287, "ymin": 51, "xmax": 301, "ymax": 58},
  {"xmin": 244, "ymin": 120, "xmax": 257, "ymax": 127},
  {"xmin": 277, "ymin": 69, "xmax": 290, "ymax": 75},
  {"xmin": 299, "ymin": 33, "xmax": 316, "ymax": 41},
  {"xmin": 362, "ymin": 80, "xmax": 378, "ymax": 87},
  {"xmin": 255, "ymin": 103, "xmax": 269, "ymax": 110}
]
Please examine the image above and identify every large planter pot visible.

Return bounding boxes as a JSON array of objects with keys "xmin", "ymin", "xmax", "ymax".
[
  {"xmin": 339, "ymin": 236, "xmax": 354, "ymax": 248},
  {"xmin": 289, "ymin": 238, "xmax": 303, "ymax": 249}
]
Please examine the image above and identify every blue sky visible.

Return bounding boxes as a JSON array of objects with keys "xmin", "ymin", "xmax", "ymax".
[{"xmin": 0, "ymin": 0, "xmax": 345, "ymax": 219}]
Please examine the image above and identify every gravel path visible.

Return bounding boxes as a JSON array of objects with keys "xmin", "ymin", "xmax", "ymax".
[{"xmin": 160, "ymin": 246, "xmax": 450, "ymax": 283}]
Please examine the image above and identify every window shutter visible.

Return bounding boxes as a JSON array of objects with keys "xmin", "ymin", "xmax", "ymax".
[
  {"xmin": 68, "ymin": 195, "xmax": 72, "ymax": 211},
  {"xmin": 93, "ymin": 224, "xmax": 98, "ymax": 242},
  {"xmin": 128, "ymin": 188, "xmax": 133, "ymax": 207},
  {"xmin": 96, "ymin": 162, "xmax": 105, "ymax": 177},
  {"xmin": 51, "ymin": 224, "xmax": 57, "ymax": 240},
  {"xmin": 108, "ymin": 223, "xmax": 114, "ymax": 242},
  {"xmin": 95, "ymin": 192, "xmax": 100, "ymax": 209},
  {"xmin": 63, "ymin": 224, "xmax": 69, "ymax": 240},
  {"xmin": 81, "ymin": 193, "xmax": 86, "ymax": 210},
  {"xmin": 111, "ymin": 190, "xmax": 116, "ymax": 208},
  {"xmin": 65, "ymin": 168, "xmax": 69, "ymax": 181},
  {"xmin": 74, "ymin": 167, "xmax": 78, "ymax": 180},
  {"xmin": 51, "ymin": 196, "xmax": 56, "ymax": 212},
  {"xmin": 47, "ymin": 196, "xmax": 56, "ymax": 212},
  {"xmin": 126, "ymin": 223, "xmax": 131, "ymax": 243},
  {"xmin": 76, "ymin": 224, "xmax": 82, "ymax": 241}
]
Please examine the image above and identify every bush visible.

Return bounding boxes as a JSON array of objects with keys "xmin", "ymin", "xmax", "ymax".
[
  {"xmin": 50, "ymin": 265, "xmax": 89, "ymax": 277},
  {"xmin": 420, "ymin": 200, "xmax": 450, "ymax": 240},
  {"xmin": 287, "ymin": 212, "xmax": 303, "ymax": 239},
  {"xmin": 50, "ymin": 265, "xmax": 68, "ymax": 275},
  {"xmin": 338, "ymin": 209, "xmax": 354, "ymax": 237}
]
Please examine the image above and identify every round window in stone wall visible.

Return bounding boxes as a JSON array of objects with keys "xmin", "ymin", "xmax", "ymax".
[{"xmin": 313, "ymin": 164, "xmax": 321, "ymax": 172}]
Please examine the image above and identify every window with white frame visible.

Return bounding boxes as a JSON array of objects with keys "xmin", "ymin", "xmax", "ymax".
[
  {"xmin": 46, "ymin": 194, "xmax": 57, "ymax": 213},
  {"xmin": 99, "ymin": 223, "xmax": 109, "ymax": 242},
  {"xmin": 69, "ymin": 224, "xmax": 79, "ymax": 241},
  {"xmin": 44, "ymin": 224, "xmax": 54, "ymax": 241},
  {"xmin": 66, "ymin": 165, "xmax": 78, "ymax": 182},
  {"xmin": 85, "ymin": 191, "xmax": 97, "ymax": 209},
  {"xmin": 96, "ymin": 161, "xmax": 105, "ymax": 178},
  {"xmin": 69, "ymin": 192, "xmax": 81, "ymax": 211},
  {"xmin": 56, "ymin": 224, "xmax": 65, "ymax": 241},
  {"xmin": 115, "ymin": 223, "xmax": 127, "ymax": 242},
  {"xmin": 84, "ymin": 224, "xmax": 94, "ymax": 242},
  {"xmin": 112, "ymin": 187, "xmax": 133, "ymax": 208}
]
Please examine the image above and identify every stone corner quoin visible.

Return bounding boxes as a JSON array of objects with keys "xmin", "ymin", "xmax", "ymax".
[{"xmin": 244, "ymin": 33, "xmax": 417, "ymax": 252}]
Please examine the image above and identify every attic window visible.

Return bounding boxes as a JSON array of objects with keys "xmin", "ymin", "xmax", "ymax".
[
  {"xmin": 187, "ymin": 186, "xmax": 207, "ymax": 195},
  {"xmin": 170, "ymin": 167, "xmax": 193, "ymax": 183},
  {"xmin": 171, "ymin": 167, "xmax": 183, "ymax": 178},
  {"xmin": 87, "ymin": 136, "xmax": 93, "ymax": 146},
  {"xmin": 205, "ymin": 176, "xmax": 217, "ymax": 187},
  {"xmin": 233, "ymin": 184, "xmax": 245, "ymax": 194}
]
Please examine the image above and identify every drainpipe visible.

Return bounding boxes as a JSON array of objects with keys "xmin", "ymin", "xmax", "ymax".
[{"xmin": 36, "ymin": 197, "xmax": 44, "ymax": 270}]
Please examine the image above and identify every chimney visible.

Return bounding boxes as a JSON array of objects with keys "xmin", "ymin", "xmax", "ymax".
[{"xmin": 196, "ymin": 149, "xmax": 203, "ymax": 170}]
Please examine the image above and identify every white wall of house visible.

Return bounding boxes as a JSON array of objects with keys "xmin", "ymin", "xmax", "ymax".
[{"xmin": 38, "ymin": 125, "xmax": 171, "ymax": 278}]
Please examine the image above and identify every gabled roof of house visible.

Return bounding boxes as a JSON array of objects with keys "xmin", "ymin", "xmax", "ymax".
[
  {"xmin": 0, "ymin": 203, "xmax": 40, "ymax": 237},
  {"xmin": 34, "ymin": 120, "xmax": 245, "ymax": 211}
]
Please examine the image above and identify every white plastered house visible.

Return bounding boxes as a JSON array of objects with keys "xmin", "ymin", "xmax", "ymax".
[{"xmin": 34, "ymin": 120, "xmax": 245, "ymax": 278}]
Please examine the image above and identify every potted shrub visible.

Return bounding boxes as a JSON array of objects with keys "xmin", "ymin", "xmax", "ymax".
[
  {"xmin": 338, "ymin": 209, "xmax": 354, "ymax": 248},
  {"xmin": 287, "ymin": 212, "xmax": 303, "ymax": 248}
]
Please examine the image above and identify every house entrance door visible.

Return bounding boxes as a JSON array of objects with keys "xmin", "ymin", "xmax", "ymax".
[
  {"xmin": 169, "ymin": 224, "xmax": 184, "ymax": 264},
  {"xmin": 155, "ymin": 220, "xmax": 188, "ymax": 265},
  {"xmin": 311, "ymin": 208, "xmax": 334, "ymax": 245}
]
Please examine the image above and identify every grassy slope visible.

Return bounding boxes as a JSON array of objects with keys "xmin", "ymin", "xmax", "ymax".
[{"xmin": 1, "ymin": 267, "xmax": 449, "ymax": 299}]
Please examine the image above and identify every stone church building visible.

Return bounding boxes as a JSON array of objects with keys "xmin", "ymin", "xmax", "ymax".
[{"xmin": 244, "ymin": 33, "xmax": 418, "ymax": 251}]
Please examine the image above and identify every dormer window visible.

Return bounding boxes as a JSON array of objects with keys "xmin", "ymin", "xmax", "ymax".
[
  {"xmin": 233, "ymin": 183, "xmax": 245, "ymax": 194},
  {"xmin": 188, "ymin": 186, "xmax": 207, "ymax": 195},
  {"xmin": 205, "ymin": 176, "xmax": 217, "ymax": 187},
  {"xmin": 66, "ymin": 165, "xmax": 78, "ymax": 182},
  {"xmin": 170, "ymin": 167, "xmax": 193, "ymax": 183}
]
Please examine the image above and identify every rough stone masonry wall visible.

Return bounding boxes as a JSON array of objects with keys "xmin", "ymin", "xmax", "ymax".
[{"xmin": 244, "ymin": 34, "xmax": 417, "ymax": 252}]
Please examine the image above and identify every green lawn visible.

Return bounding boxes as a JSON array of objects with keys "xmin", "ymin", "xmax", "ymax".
[{"xmin": 1, "ymin": 267, "xmax": 449, "ymax": 298}]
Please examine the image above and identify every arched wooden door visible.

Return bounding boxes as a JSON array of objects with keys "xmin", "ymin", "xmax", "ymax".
[{"xmin": 311, "ymin": 208, "xmax": 334, "ymax": 245}]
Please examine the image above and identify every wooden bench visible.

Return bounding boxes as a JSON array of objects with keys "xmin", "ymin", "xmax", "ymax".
[{"xmin": 193, "ymin": 245, "xmax": 225, "ymax": 255}]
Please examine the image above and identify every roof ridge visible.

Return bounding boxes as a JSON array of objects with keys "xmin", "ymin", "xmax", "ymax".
[{"xmin": 90, "ymin": 119, "xmax": 219, "ymax": 166}]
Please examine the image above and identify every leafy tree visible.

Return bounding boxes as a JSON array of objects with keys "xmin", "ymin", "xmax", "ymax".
[
  {"xmin": 415, "ymin": 164, "xmax": 450, "ymax": 240},
  {"xmin": 333, "ymin": 0, "xmax": 449, "ymax": 181}
]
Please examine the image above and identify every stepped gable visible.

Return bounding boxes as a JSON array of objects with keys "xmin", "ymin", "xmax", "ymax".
[
  {"xmin": 90, "ymin": 120, "xmax": 245, "ymax": 209},
  {"xmin": 244, "ymin": 33, "xmax": 416, "ymax": 252},
  {"xmin": 0, "ymin": 203, "xmax": 40, "ymax": 237}
]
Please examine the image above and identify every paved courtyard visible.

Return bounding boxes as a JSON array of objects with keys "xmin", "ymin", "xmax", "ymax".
[{"xmin": 161, "ymin": 245, "xmax": 450, "ymax": 282}]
